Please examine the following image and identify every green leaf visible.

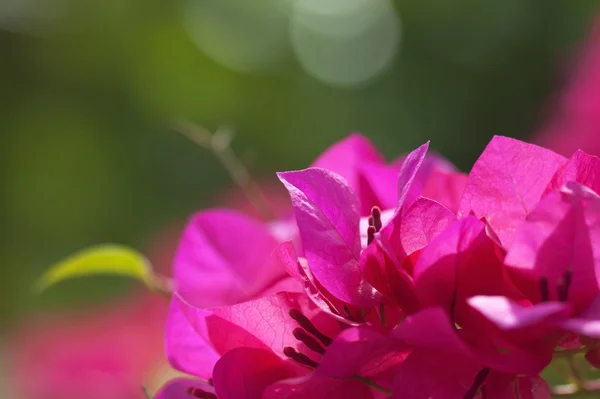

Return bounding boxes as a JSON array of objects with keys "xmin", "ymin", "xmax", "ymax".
[{"xmin": 34, "ymin": 244, "xmax": 157, "ymax": 293}]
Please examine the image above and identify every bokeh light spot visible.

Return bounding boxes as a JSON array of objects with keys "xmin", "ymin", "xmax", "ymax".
[
  {"xmin": 182, "ymin": 0, "xmax": 290, "ymax": 74},
  {"xmin": 290, "ymin": 0, "xmax": 401, "ymax": 88}
]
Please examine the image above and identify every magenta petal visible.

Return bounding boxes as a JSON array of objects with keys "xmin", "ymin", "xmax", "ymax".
[
  {"xmin": 422, "ymin": 169, "xmax": 468, "ymax": 213},
  {"xmin": 544, "ymin": 150, "xmax": 600, "ymax": 195},
  {"xmin": 174, "ymin": 209, "xmax": 283, "ymax": 308},
  {"xmin": 396, "ymin": 198, "xmax": 456, "ymax": 257},
  {"xmin": 155, "ymin": 378, "xmax": 214, "ymax": 399},
  {"xmin": 392, "ymin": 351, "xmax": 482, "ymax": 399},
  {"xmin": 213, "ymin": 347, "xmax": 296, "ymax": 399},
  {"xmin": 312, "ymin": 133, "xmax": 385, "ymax": 191},
  {"xmin": 413, "ymin": 217, "xmax": 508, "ymax": 314},
  {"xmin": 263, "ymin": 375, "xmax": 373, "ymax": 399},
  {"xmin": 208, "ymin": 292, "xmax": 341, "ymax": 358},
  {"xmin": 397, "ymin": 142, "xmax": 430, "ymax": 209},
  {"xmin": 360, "ymin": 241, "xmax": 420, "ymax": 313},
  {"xmin": 505, "ymin": 182, "xmax": 600, "ymax": 311},
  {"xmin": 278, "ymin": 168, "xmax": 380, "ymax": 306},
  {"xmin": 394, "ymin": 307, "xmax": 551, "ymax": 375},
  {"xmin": 392, "ymin": 307, "xmax": 470, "ymax": 354},
  {"xmin": 560, "ymin": 295, "xmax": 600, "ymax": 338},
  {"xmin": 359, "ymin": 160, "xmax": 401, "ymax": 210},
  {"xmin": 317, "ymin": 327, "xmax": 406, "ymax": 379},
  {"xmin": 165, "ymin": 296, "xmax": 219, "ymax": 379},
  {"xmin": 458, "ymin": 136, "xmax": 566, "ymax": 246},
  {"xmin": 468, "ymin": 296, "xmax": 571, "ymax": 330},
  {"xmin": 312, "ymin": 133, "xmax": 387, "ymax": 215}
]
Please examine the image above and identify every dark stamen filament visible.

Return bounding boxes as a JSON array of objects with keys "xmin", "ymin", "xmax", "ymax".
[
  {"xmin": 283, "ymin": 346, "xmax": 319, "ymax": 368},
  {"xmin": 540, "ymin": 277, "xmax": 550, "ymax": 302},
  {"xmin": 293, "ymin": 328, "xmax": 326, "ymax": 354},
  {"xmin": 367, "ymin": 226, "xmax": 376, "ymax": 245},
  {"xmin": 343, "ymin": 304, "xmax": 357, "ymax": 322},
  {"xmin": 463, "ymin": 368, "xmax": 490, "ymax": 399},
  {"xmin": 187, "ymin": 387, "xmax": 217, "ymax": 399},
  {"xmin": 371, "ymin": 206, "xmax": 382, "ymax": 232},
  {"xmin": 288, "ymin": 309, "xmax": 333, "ymax": 346},
  {"xmin": 557, "ymin": 270, "xmax": 573, "ymax": 303}
]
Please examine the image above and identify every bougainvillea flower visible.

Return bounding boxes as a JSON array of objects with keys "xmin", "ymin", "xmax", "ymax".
[
  {"xmin": 162, "ymin": 134, "xmax": 600, "ymax": 397},
  {"xmin": 458, "ymin": 135, "xmax": 567, "ymax": 247}
]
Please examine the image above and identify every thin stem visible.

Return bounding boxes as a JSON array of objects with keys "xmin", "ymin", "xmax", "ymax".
[
  {"xmin": 567, "ymin": 354, "xmax": 584, "ymax": 390},
  {"xmin": 353, "ymin": 375, "xmax": 393, "ymax": 394},
  {"xmin": 554, "ymin": 343, "xmax": 600, "ymax": 357},
  {"xmin": 379, "ymin": 303, "xmax": 387, "ymax": 327},
  {"xmin": 174, "ymin": 119, "xmax": 275, "ymax": 221},
  {"xmin": 146, "ymin": 274, "xmax": 173, "ymax": 299}
]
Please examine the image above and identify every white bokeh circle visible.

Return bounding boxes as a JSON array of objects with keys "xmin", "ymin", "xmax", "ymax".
[{"xmin": 290, "ymin": 0, "xmax": 401, "ymax": 87}]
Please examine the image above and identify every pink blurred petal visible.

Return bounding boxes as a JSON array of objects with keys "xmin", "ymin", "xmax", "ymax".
[
  {"xmin": 534, "ymin": 16, "xmax": 600, "ymax": 158},
  {"xmin": 9, "ymin": 296, "xmax": 167, "ymax": 399},
  {"xmin": 422, "ymin": 168, "xmax": 468, "ymax": 213},
  {"xmin": 312, "ymin": 133, "xmax": 388, "ymax": 215},
  {"xmin": 278, "ymin": 168, "xmax": 380, "ymax": 306},
  {"xmin": 174, "ymin": 209, "xmax": 285, "ymax": 308},
  {"xmin": 468, "ymin": 296, "xmax": 571, "ymax": 330},
  {"xmin": 213, "ymin": 348, "xmax": 296, "ymax": 399},
  {"xmin": 458, "ymin": 136, "xmax": 566, "ymax": 247},
  {"xmin": 505, "ymin": 182, "xmax": 600, "ymax": 311},
  {"xmin": 155, "ymin": 378, "xmax": 215, "ymax": 399},
  {"xmin": 312, "ymin": 133, "xmax": 385, "ymax": 186},
  {"xmin": 560, "ymin": 295, "xmax": 600, "ymax": 338}
]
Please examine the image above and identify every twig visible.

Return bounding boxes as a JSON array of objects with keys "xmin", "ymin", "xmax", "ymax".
[{"xmin": 174, "ymin": 119, "xmax": 275, "ymax": 220}]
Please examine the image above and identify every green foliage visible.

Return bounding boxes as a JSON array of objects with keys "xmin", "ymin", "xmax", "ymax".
[{"xmin": 33, "ymin": 245, "xmax": 163, "ymax": 293}]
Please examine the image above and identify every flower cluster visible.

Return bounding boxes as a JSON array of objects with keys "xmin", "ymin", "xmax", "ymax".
[{"xmin": 156, "ymin": 134, "xmax": 600, "ymax": 398}]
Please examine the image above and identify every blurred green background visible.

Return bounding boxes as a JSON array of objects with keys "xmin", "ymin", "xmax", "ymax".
[{"xmin": 0, "ymin": 0, "xmax": 599, "ymax": 332}]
